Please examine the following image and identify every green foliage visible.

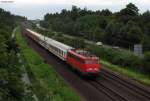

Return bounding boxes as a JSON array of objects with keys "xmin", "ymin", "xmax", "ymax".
[
  {"xmin": 101, "ymin": 60, "xmax": 150, "ymax": 86},
  {"xmin": 100, "ymin": 9, "xmax": 112, "ymax": 16},
  {"xmin": 103, "ymin": 20, "xmax": 143, "ymax": 48},
  {"xmin": 70, "ymin": 5, "xmax": 81, "ymax": 20},
  {"xmin": 119, "ymin": 3, "xmax": 139, "ymax": 16},
  {"xmin": 103, "ymin": 21, "xmax": 123, "ymax": 45},
  {"xmin": 116, "ymin": 3, "xmax": 139, "ymax": 23},
  {"xmin": 0, "ymin": 8, "xmax": 25, "ymax": 101},
  {"xmin": 70, "ymin": 38, "xmax": 86, "ymax": 48},
  {"xmin": 127, "ymin": 26, "xmax": 143, "ymax": 43}
]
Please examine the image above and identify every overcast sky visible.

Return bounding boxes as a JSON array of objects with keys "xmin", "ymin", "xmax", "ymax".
[{"xmin": 0, "ymin": 0, "xmax": 150, "ymax": 20}]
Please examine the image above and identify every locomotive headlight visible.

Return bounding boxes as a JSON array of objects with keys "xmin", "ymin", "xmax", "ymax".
[
  {"xmin": 87, "ymin": 68, "xmax": 93, "ymax": 71},
  {"xmin": 94, "ymin": 68, "xmax": 98, "ymax": 71}
]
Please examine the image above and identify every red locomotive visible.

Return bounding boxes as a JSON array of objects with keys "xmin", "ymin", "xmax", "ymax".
[
  {"xmin": 25, "ymin": 29, "xmax": 101, "ymax": 76},
  {"xmin": 67, "ymin": 49, "xmax": 100, "ymax": 75}
]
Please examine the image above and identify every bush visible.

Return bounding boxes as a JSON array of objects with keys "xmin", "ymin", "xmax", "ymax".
[{"xmin": 87, "ymin": 44, "xmax": 144, "ymax": 72}]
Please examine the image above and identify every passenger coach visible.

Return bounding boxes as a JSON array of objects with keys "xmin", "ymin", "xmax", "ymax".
[{"xmin": 26, "ymin": 29, "xmax": 73, "ymax": 61}]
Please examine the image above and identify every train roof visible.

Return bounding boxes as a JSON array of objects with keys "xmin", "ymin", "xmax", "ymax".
[
  {"xmin": 26, "ymin": 29, "xmax": 73, "ymax": 52},
  {"xmin": 45, "ymin": 37, "xmax": 73, "ymax": 52}
]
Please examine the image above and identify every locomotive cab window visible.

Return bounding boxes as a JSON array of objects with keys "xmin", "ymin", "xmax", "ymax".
[{"xmin": 85, "ymin": 59, "xmax": 99, "ymax": 64}]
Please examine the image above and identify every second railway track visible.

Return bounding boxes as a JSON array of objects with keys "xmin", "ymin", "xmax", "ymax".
[
  {"xmin": 101, "ymin": 69, "xmax": 150, "ymax": 99},
  {"xmin": 89, "ymin": 80, "xmax": 129, "ymax": 101}
]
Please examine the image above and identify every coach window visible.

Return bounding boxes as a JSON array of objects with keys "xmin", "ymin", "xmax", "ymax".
[
  {"xmin": 62, "ymin": 51, "xmax": 64, "ymax": 56},
  {"xmin": 60, "ymin": 50, "xmax": 62, "ymax": 55},
  {"xmin": 51, "ymin": 45, "xmax": 53, "ymax": 50},
  {"xmin": 59, "ymin": 49, "xmax": 61, "ymax": 54},
  {"xmin": 59, "ymin": 49, "xmax": 60, "ymax": 53},
  {"xmin": 63, "ymin": 52, "xmax": 65, "ymax": 57},
  {"xmin": 49, "ymin": 45, "xmax": 51, "ymax": 48},
  {"xmin": 53, "ymin": 47, "xmax": 55, "ymax": 51},
  {"xmin": 64, "ymin": 52, "xmax": 66, "ymax": 57},
  {"xmin": 63, "ymin": 52, "xmax": 66, "ymax": 56},
  {"xmin": 52, "ymin": 46, "xmax": 54, "ymax": 50},
  {"xmin": 49, "ymin": 45, "xmax": 52, "ymax": 49},
  {"xmin": 59, "ymin": 50, "xmax": 61, "ymax": 54}
]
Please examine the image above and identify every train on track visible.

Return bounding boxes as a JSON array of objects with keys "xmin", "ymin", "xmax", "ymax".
[{"xmin": 25, "ymin": 29, "xmax": 101, "ymax": 76}]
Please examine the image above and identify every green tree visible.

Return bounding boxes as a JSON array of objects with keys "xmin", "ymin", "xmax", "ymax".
[
  {"xmin": 70, "ymin": 5, "xmax": 80, "ymax": 21},
  {"xmin": 127, "ymin": 26, "xmax": 143, "ymax": 44},
  {"xmin": 0, "ymin": 8, "xmax": 25, "ymax": 101},
  {"xmin": 104, "ymin": 21, "xmax": 123, "ymax": 45},
  {"xmin": 120, "ymin": 3, "xmax": 139, "ymax": 16},
  {"xmin": 100, "ymin": 9, "xmax": 112, "ymax": 16},
  {"xmin": 117, "ymin": 3, "xmax": 139, "ymax": 23}
]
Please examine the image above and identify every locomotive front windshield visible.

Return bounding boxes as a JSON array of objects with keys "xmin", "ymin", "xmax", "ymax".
[{"xmin": 85, "ymin": 59, "xmax": 99, "ymax": 64}]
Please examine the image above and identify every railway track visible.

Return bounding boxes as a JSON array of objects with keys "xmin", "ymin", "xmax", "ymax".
[
  {"xmin": 22, "ymin": 29, "xmax": 150, "ymax": 101},
  {"xmin": 97, "ymin": 69, "xmax": 150, "ymax": 101},
  {"xmin": 89, "ymin": 80, "xmax": 129, "ymax": 101}
]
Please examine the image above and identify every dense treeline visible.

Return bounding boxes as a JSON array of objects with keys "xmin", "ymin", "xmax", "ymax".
[
  {"xmin": 0, "ymin": 8, "xmax": 26, "ymax": 100},
  {"xmin": 41, "ymin": 3, "xmax": 150, "ymax": 51}
]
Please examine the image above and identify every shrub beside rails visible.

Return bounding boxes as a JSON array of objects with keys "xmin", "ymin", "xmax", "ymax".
[
  {"xmin": 25, "ymin": 29, "xmax": 101, "ymax": 76},
  {"xmin": 87, "ymin": 44, "xmax": 150, "ymax": 74}
]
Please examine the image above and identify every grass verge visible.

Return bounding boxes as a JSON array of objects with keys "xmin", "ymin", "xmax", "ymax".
[
  {"xmin": 16, "ymin": 27, "xmax": 81, "ymax": 101},
  {"xmin": 101, "ymin": 60, "xmax": 150, "ymax": 86}
]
